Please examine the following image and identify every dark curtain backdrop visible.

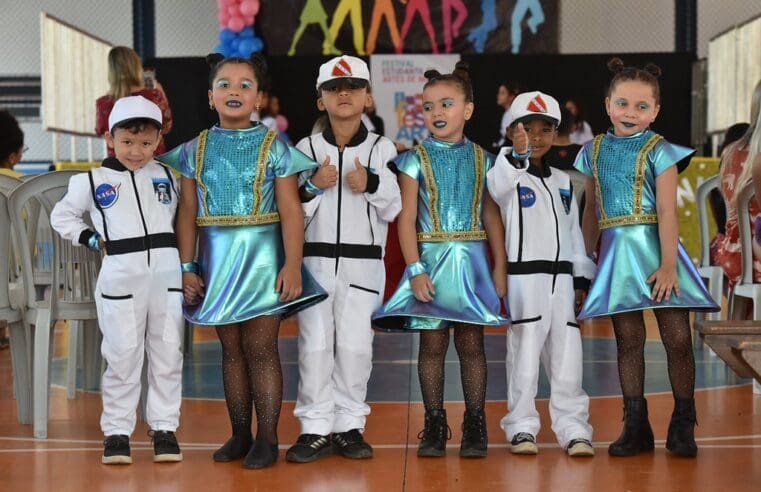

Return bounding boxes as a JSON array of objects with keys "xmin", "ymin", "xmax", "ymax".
[{"xmin": 149, "ymin": 53, "xmax": 694, "ymax": 153}]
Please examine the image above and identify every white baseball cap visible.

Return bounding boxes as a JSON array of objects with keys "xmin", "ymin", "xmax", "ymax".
[
  {"xmin": 316, "ymin": 55, "xmax": 370, "ymax": 91},
  {"xmin": 505, "ymin": 91, "xmax": 561, "ymax": 128},
  {"xmin": 108, "ymin": 95, "xmax": 163, "ymax": 131}
]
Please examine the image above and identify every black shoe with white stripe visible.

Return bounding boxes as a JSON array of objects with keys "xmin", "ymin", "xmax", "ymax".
[
  {"xmin": 332, "ymin": 429, "xmax": 373, "ymax": 459},
  {"xmin": 286, "ymin": 434, "xmax": 333, "ymax": 463}
]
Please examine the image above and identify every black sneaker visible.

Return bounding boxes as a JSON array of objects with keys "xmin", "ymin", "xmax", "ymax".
[
  {"xmin": 285, "ymin": 434, "xmax": 333, "ymax": 463},
  {"xmin": 150, "ymin": 430, "xmax": 183, "ymax": 463},
  {"xmin": 102, "ymin": 434, "xmax": 131, "ymax": 465},
  {"xmin": 332, "ymin": 429, "xmax": 373, "ymax": 459},
  {"xmin": 510, "ymin": 432, "xmax": 538, "ymax": 455}
]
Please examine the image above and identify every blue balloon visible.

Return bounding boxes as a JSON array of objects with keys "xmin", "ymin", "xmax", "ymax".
[
  {"xmin": 251, "ymin": 36, "xmax": 264, "ymax": 52},
  {"xmin": 219, "ymin": 28, "xmax": 236, "ymax": 43},
  {"xmin": 240, "ymin": 26, "xmax": 254, "ymax": 38},
  {"xmin": 238, "ymin": 38, "xmax": 255, "ymax": 56},
  {"xmin": 231, "ymin": 37, "xmax": 241, "ymax": 51}
]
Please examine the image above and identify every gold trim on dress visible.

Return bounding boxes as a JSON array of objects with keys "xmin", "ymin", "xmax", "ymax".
[
  {"xmin": 253, "ymin": 129, "xmax": 278, "ymax": 214},
  {"xmin": 471, "ymin": 145, "xmax": 484, "ymax": 231},
  {"xmin": 417, "ymin": 230, "xmax": 487, "ymax": 242},
  {"xmin": 633, "ymin": 134, "xmax": 663, "ymax": 213},
  {"xmin": 415, "ymin": 144, "xmax": 442, "ymax": 232},
  {"xmin": 195, "ymin": 129, "xmax": 210, "ymax": 217},
  {"xmin": 196, "ymin": 212, "xmax": 280, "ymax": 227},
  {"xmin": 591, "ymin": 135, "xmax": 606, "ymax": 221},
  {"xmin": 598, "ymin": 214, "xmax": 658, "ymax": 229}
]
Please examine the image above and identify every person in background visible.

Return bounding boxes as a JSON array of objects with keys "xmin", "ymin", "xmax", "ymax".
[
  {"xmin": 708, "ymin": 122, "xmax": 750, "ymax": 266},
  {"xmin": 494, "ymin": 80, "xmax": 522, "ymax": 150},
  {"xmin": 565, "ymin": 97, "xmax": 594, "ymax": 145},
  {"xmin": 95, "ymin": 46, "xmax": 173, "ymax": 156}
]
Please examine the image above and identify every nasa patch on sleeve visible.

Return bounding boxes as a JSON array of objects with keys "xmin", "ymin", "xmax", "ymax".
[{"xmin": 95, "ymin": 183, "xmax": 120, "ymax": 208}]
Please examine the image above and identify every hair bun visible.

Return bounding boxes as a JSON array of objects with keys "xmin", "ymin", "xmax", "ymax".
[
  {"xmin": 250, "ymin": 53, "xmax": 268, "ymax": 76},
  {"xmin": 206, "ymin": 53, "xmax": 225, "ymax": 68},
  {"xmin": 643, "ymin": 62, "xmax": 662, "ymax": 78},
  {"xmin": 607, "ymin": 57, "xmax": 625, "ymax": 74},
  {"xmin": 424, "ymin": 69, "xmax": 441, "ymax": 81},
  {"xmin": 453, "ymin": 60, "xmax": 471, "ymax": 82}
]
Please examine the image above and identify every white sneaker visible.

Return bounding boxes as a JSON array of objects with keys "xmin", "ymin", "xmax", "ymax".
[
  {"xmin": 566, "ymin": 438, "xmax": 595, "ymax": 457},
  {"xmin": 510, "ymin": 432, "xmax": 538, "ymax": 455}
]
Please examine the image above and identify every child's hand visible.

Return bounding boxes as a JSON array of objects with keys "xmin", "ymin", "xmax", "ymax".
[
  {"xmin": 411, "ymin": 273, "xmax": 435, "ymax": 302},
  {"xmin": 276, "ymin": 263, "xmax": 303, "ymax": 302},
  {"xmin": 512, "ymin": 122, "xmax": 529, "ymax": 155},
  {"xmin": 492, "ymin": 266, "xmax": 507, "ymax": 298},
  {"xmin": 574, "ymin": 289, "xmax": 586, "ymax": 315},
  {"xmin": 312, "ymin": 156, "xmax": 338, "ymax": 190},
  {"xmin": 346, "ymin": 157, "xmax": 368, "ymax": 193},
  {"xmin": 182, "ymin": 272, "xmax": 205, "ymax": 305},
  {"xmin": 646, "ymin": 265, "xmax": 680, "ymax": 302}
]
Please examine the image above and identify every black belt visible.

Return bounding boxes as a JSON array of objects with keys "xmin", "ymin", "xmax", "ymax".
[
  {"xmin": 105, "ymin": 233, "xmax": 177, "ymax": 255},
  {"xmin": 508, "ymin": 260, "xmax": 573, "ymax": 275},
  {"xmin": 304, "ymin": 242, "xmax": 382, "ymax": 260}
]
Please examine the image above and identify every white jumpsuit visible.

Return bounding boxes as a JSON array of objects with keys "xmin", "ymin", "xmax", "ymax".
[
  {"xmin": 50, "ymin": 158, "xmax": 184, "ymax": 436},
  {"xmin": 294, "ymin": 125, "xmax": 400, "ymax": 435},
  {"xmin": 487, "ymin": 148, "xmax": 595, "ymax": 447}
]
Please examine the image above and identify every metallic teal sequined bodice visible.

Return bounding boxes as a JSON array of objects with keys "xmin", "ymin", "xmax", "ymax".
[
  {"xmin": 422, "ymin": 139, "xmax": 479, "ymax": 232},
  {"xmin": 200, "ymin": 125, "xmax": 267, "ymax": 217},
  {"xmin": 596, "ymin": 130, "xmax": 653, "ymax": 218}
]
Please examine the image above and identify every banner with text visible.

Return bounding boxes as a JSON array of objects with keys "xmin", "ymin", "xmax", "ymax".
[{"xmin": 370, "ymin": 54, "xmax": 460, "ymax": 148}]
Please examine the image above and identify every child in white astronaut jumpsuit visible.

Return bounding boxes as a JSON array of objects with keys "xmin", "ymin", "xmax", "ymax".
[
  {"xmin": 486, "ymin": 91, "xmax": 596, "ymax": 457},
  {"xmin": 51, "ymin": 96, "xmax": 184, "ymax": 465}
]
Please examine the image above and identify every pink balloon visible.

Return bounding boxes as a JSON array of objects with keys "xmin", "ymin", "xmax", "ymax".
[
  {"xmin": 228, "ymin": 16, "xmax": 245, "ymax": 33},
  {"xmin": 243, "ymin": 14, "xmax": 254, "ymax": 25},
  {"xmin": 276, "ymin": 115, "xmax": 288, "ymax": 132},
  {"xmin": 240, "ymin": 0, "xmax": 260, "ymax": 17},
  {"xmin": 218, "ymin": 0, "xmax": 234, "ymax": 6},
  {"xmin": 218, "ymin": 11, "xmax": 230, "ymax": 23},
  {"xmin": 227, "ymin": 5, "xmax": 239, "ymax": 16}
]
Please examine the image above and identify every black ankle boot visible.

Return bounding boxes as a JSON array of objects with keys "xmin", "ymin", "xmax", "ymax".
[
  {"xmin": 242, "ymin": 439, "xmax": 279, "ymax": 469},
  {"xmin": 608, "ymin": 397, "xmax": 655, "ymax": 457},
  {"xmin": 417, "ymin": 409, "xmax": 451, "ymax": 457},
  {"xmin": 459, "ymin": 409, "xmax": 487, "ymax": 458},
  {"xmin": 666, "ymin": 398, "xmax": 698, "ymax": 458},
  {"xmin": 213, "ymin": 434, "xmax": 253, "ymax": 462}
]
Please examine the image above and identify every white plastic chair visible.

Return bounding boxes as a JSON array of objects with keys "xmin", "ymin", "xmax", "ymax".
[
  {"xmin": 8, "ymin": 171, "xmax": 103, "ymax": 438},
  {"xmin": 728, "ymin": 180, "xmax": 761, "ymax": 394},
  {"xmin": 0, "ymin": 189, "xmax": 32, "ymax": 424},
  {"xmin": 695, "ymin": 175, "xmax": 725, "ymax": 327}
]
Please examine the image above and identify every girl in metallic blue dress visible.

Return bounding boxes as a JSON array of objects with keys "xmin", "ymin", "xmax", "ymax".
[
  {"xmin": 575, "ymin": 58, "xmax": 719, "ymax": 458},
  {"xmin": 162, "ymin": 54, "xmax": 326, "ymax": 469},
  {"xmin": 373, "ymin": 62, "xmax": 509, "ymax": 458}
]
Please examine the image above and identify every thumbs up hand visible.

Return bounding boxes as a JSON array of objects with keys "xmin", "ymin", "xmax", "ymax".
[
  {"xmin": 346, "ymin": 157, "xmax": 368, "ymax": 193},
  {"xmin": 311, "ymin": 155, "xmax": 338, "ymax": 190},
  {"xmin": 512, "ymin": 122, "xmax": 529, "ymax": 155}
]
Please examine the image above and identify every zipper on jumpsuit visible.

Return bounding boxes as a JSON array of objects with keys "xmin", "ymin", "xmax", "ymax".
[
  {"xmin": 129, "ymin": 170, "xmax": 151, "ymax": 266},
  {"xmin": 538, "ymin": 175, "xmax": 560, "ymax": 292},
  {"xmin": 335, "ymin": 149, "xmax": 344, "ymax": 274}
]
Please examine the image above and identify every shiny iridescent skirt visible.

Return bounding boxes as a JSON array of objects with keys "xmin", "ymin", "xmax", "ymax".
[
  {"xmin": 578, "ymin": 223, "xmax": 720, "ymax": 319},
  {"xmin": 186, "ymin": 223, "xmax": 327, "ymax": 325},
  {"xmin": 372, "ymin": 240, "xmax": 509, "ymax": 330}
]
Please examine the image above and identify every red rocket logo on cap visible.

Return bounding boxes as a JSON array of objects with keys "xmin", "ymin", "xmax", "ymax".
[
  {"xmin": 527, "ymin": 95, "xmax": 548, "ymax": 113},
  {"xmin": 332, "ymin": 58, "xmax": 353, "ymax": 77}
]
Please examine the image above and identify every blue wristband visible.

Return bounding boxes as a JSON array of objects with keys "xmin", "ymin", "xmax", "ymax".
[
  {"xmin": 87, "ymin": 232, "xmax": 101, "ymax": 252},
  {"xmin": 406, "ymin": 261, "xmax": 427, "ymax": 278},
  {"xmin": 181, "ymin": 261, "xmax": 200, "ymax": 274},
  {"xmin": 511, "ymin": 146, "xmax": 532, "ymax": 160},
  {"xmin": 304, "ymin": 177, "xmax": 324, "ymax": 196}
]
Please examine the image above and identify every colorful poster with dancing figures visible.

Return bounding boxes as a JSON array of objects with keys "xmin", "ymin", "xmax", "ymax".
[
  {"xmin": 370, "ymin": 54, "xmax": 460, "ymax": 148},
  {"xmin": 258, "ymin": 0, "xmax": 558, "ymax": 55}
]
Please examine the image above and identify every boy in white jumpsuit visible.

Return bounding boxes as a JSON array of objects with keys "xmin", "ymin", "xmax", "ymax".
[
  {"xmin": 486, "ymin": 91, "xmax": 596, "ymax": 457},
  {"xmin": 287, "ymin": 56, "xmax": 401, "ymax": 463},
  {"xmin": 51, "ymin": 96, "xmax": 184, "ymax": 464}
]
